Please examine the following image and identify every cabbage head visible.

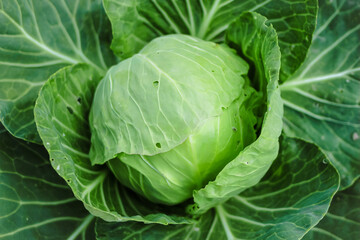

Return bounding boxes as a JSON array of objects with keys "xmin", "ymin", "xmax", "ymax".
[{"xmin": 90, "ymin": 35, "xmax": 258, "ymax": 205}]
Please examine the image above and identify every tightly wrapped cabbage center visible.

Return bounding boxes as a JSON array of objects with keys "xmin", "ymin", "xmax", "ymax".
[{"xmin": 90, "ymin": 34, "xmax": 258, "ymax": 205}]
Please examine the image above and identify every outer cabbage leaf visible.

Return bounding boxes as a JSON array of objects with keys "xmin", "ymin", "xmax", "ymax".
[
  {"xmin": 188, "ymin": 12, "xmax": 283, "ymax": 215},
  {"xmin": 0, "ymin": 124, "xmax": 95, "ymax": 240},
  {"xmin": 304, "ymin": 179, "xmax": 360, "ymax": 240},
  {"xmin": 281, "ymin": 0, "xmax": 360, "ymax": 189},
  {"xmin": 95, "ymin": 136, "xmax": 340, "ymax": 240},
  {"xmin": 34, "ymin": 64, "xmax": 193, "ymax": 225},
  {"xmin": 89, "ymin": 34, "xmax": 249, "ymax": 164},
  {"xmin": 0, "ymin": 0, "xmax": 115, "ymax": 143},
  {"xmin": 103, "ymin": 0, "xmax": 317, "ymax": 80}
]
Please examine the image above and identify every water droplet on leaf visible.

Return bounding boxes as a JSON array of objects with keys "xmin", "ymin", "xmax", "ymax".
[{"xmin": 352, "ymin": 132, "xmax": 359, "ymax": 141}]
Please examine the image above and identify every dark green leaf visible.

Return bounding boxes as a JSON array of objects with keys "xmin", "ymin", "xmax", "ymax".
[
  {"xmin": 281, "ymin": 0, "xmax": 360, "ymax": 189},
  {"xmin": 96, "ymin": 211, "xmax": 214, "ymax": 240},
  {"xmin": 304, "ymin": 179, "xmax": 360, "ymax": 240},
  {"xmin": 0, "ymin": 124, "xmax": 95, "ymax": 240},
  {"xmin": 0, "ymin": 0, "xmax": 115, "ymax": 143},
  {"xmin": 103, "ymin": 0, "xmax": 317, "ymax": 80}
]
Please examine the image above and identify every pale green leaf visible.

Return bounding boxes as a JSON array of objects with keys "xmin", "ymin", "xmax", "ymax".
[
  {"xmin": 90, "ymin": 34, "xmax": 249, "ymax": 163},
  {"xmin": 188, "ymin": 12, "xmax": 283, "ymax": 215}
]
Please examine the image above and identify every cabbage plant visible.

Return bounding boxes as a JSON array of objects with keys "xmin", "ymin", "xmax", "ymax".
[{"xmin": 0, "ymin": 0, "xmax": 359, "ymax": 239}]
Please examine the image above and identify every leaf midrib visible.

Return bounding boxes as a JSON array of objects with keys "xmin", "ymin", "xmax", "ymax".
[
  {"xmin": 0, "ymin": 8, "xmax": 104, "ymax": 72},
  {"xmin": 281, "ymin": 67, "xmax": 360, "ymax": 88}
]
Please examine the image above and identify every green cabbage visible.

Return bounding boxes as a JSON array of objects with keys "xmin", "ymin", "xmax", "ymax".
[
  {"xmin": 90, "ymin": 35, "xmax": 258, "ymax": 205},
  {"xmin": 2, "ymin": 0, "xmax": 357, "ymax": 238}
]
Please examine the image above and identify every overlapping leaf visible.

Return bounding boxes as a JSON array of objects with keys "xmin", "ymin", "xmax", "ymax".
[
  {"xmin": 281, "ymin": 0, "xmax": 360, "ymax": 188},
  {"xmin": 0, "ymin": 124, "xmax": 95, "ymax": 240},
  {"xmin": 304, "ymin": 179, "xmax": 360, "ymax": 239},
  {"xmin": 34, "ymin": 64, "xmax": 193, "ymax": 224},
  {"xmin": 95, "ymin": 136, "xmax": 339, "ymax": 239},
  {"xmin": 90, "ymin": 34, "xmax": 249, "ymax": 164},
  {"xmin": 0, "ymin": 0, "xmax": 115, "ymax": 143},
  {"xmin": 187, "ymin": 12, "xmax": 283, "ymax": 215},
  {"xmin": 103, "ymin": 0, "xmax": 317, "ymax": 80}
]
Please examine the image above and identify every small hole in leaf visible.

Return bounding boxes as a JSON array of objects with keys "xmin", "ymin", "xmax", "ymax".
[
  {"xmin": 232, "ymin": 127, "xmax": 237, "ymax": 132},
  {"xmin": 153, "ymin": 81, "xmax": 159, "ymax": 87},
  {"xmin": 156, "ymin": 142, "xmax": 161, "ymax": 148},
  {"xmin": 50, "ymin": 158, "xmax": 54, "ymax": 162},
  {"xmin": 67, "ymin": 106, "xmax": 74, "ymax": 114},
  {"xmin": 66, "ymin": 179, "xmax": 71, "ymax": 183},
  {"xmin": 77, "ymin": 97, "xmax": 81, "ymax": 104},
  {"xmin": 211, "ymin": 70, "xmax": 215, "ymax": 73},
  {"xmin": 156, "ymin": 51, "xmax": 160, "ymax": 54}
]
